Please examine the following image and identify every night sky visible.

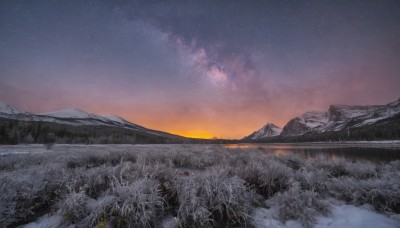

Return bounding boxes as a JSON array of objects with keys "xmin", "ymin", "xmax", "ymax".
[{"xmin": 1, "ymin": 0, "xmax": 399, "ymax": 139}]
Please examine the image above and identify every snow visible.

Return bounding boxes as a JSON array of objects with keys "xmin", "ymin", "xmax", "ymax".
[
  {"xmin": 0, "ymin": 100, "xmax": 23, "ymax": 114},
  {"xmin": 40, "ymin": 108, "xmax": 99, "ymax": 119},
  {"xmin": 252, "ymin": 204, "xmax": 400, "ymax": 228},
  {"xmin": 2, "ymin": 144, "xmax": 400, "ymax": 227},
  {"xmin": 22, "ymin": 214, "xmax": 63, "ymax": 228},
  {"xmin": 297, "ymin": 112, "xmax": 329, "ymax": 130},
  {"xmin": 252, "ymin": 207, "xmax": 303, "ymax": 228},
  {"xmin": 284, "ymin": 100, "xmax": 400, "ymax": 136},
  {"xmin": 301, "ymin": 111, "xmax": 326, "ymax": 119},
  {"xmin": 315, "ymin": 205, "xmax": 400, "ymax": 228},
  {"xmin": 0, "ymin": 104, "xmax": 166, "ymax": 138},
  {"xmin": 104, "ymin": 114, "xmax": 127, "ymax": 124},
  {"xmin": 250, "ymin": 123, "xmax": 283, "ymax": 139}
]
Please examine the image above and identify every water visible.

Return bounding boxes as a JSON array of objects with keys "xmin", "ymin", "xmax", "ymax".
[
  {"xmin": 1, "ymin": 143, "xmax": 399, "ymax": 163},
  {"xmin": 224, "ymin": 143, "xmax": 400, "ymax": 163}
]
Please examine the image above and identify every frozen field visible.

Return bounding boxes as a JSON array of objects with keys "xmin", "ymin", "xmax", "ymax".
[{"xmin": 0, "ymin": 144, "xmax": 399, "ymax": 227}]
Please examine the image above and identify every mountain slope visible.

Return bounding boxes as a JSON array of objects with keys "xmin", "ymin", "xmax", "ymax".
[
  {"xmin": 0, "ymin": 101, "xmax": 185, "ymax": 144},
  {"xmin": 245, "ymin": 98, "xmax": 400, "ymax": 141},
  {"xmin": 40, "ymin": 108, "xmax": 107, "ymax": 120},
  {"xmin": 281, "ymin": 99, "xmax": 400, "ymax": 137},
  {"xmin": 0, "ymin": 101, "xmax": 24, "ymax": 116},
  {"xmin": 243, "ymin": 123, "xmax": 282, "ymax": 140},
  {"xmin": 281, "ymin": 111, "xmax": 328, "ymax": 136}
]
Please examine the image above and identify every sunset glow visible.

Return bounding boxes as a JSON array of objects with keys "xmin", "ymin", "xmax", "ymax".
[
  {"xmin": 170, "ymin": 131, "xmax": 214, "ymax": 139},
  {"xmin": 1, "ymin": 1, "xmax": 399, "ymax": 139}
]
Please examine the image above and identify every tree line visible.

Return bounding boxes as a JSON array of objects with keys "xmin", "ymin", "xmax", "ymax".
[{"xmin": 0, "ymin": 119, "xmax": 170, "ymax": 145}]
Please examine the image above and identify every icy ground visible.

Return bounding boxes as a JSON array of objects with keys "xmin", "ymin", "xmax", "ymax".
[
  {"xmin": 0, "ymin": 144, "xmax": 399, "ymax": 227},
  {"xmin": 24, "ymin": 204, "xmax": 400, "ymax": 228},
  {"xmin": 252, "ymin": 204, "xmax": 400, "ymax": 228}
]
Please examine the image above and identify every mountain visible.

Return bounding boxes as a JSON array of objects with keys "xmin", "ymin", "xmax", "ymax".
[
  {"xmin": 3, "ymin": 104, "xmax": 161, "ymax": 134},
  {"xmin": 244, "ymin": 98, "xmax": 400, "ymax": 141},
  {"xmin": 104, "ymin": 115, "xmax": 128, "ymax": 124},
  {"xmin": 243, "ymin": 123, "xmax": 282, "ymax": 140},
  {"xmin": 281, "ymin": 99, "xmax": 400, "ymax": 136},
  {"xmin": 102, "ymin": 115, "xmax": 148, "ymax": 131},
  {"xmin": 0, "ymin": 100, "xmax": 24, "ymax": 116},
  {"xmin": 0, "ymin": 101, "xmax": 189, "ymax": 144},
  {"xmin": 40, "ymin": 108, "xmax": 108, "ymax": 120},
  {"xmin": 280, "ymin": 111, "xmax": 328, "ymax": 136}
]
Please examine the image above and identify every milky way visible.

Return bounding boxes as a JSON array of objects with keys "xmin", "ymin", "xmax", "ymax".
[{"xmin": 1, "ymin": 0, "xmax": 399, "ymax": 138}]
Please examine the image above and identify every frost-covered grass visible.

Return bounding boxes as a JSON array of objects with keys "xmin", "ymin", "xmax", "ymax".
[{"xmin": 0, "ymin": 144, "xmax": 399, "ymax": 227}]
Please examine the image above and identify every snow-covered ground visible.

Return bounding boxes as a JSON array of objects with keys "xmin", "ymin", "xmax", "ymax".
[
  {"xmin": 225, "ymin": 141, "xmax": 400, "ymax": 149},
  {"xmin": 24, "ymin": 204, "xmax": 400, "ymax": 228},
  {"xmin": 253, "ymin": 204, "xmax": 400, "ymax": 228},
  {"xmin": 1, "ymin": 144, "xmax": 399, "ymax": 227}
]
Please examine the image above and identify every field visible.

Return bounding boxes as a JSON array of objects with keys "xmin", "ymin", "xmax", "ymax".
[{"xmin": 1, "ymin": 144, "xmax": 400, "ymax": 227}]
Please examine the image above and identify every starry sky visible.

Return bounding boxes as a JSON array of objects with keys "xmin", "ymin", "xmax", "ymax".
[{"xmin": 1, "ymin": 0, "xmax": 400, "ymax": 139}]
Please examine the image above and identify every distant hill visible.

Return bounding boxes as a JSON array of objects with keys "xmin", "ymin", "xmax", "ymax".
[{"xmin": 0, "ymin": 101, "xmax": 214, "ymax": 144}]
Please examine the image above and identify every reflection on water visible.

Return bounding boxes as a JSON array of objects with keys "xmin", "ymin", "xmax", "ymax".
[{"xmin": 224, "ymin": 143, "xmax": 400, "ymax": 163}]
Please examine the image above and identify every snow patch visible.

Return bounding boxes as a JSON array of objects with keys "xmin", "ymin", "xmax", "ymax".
[
  {"xmin": 252, "ymin": 204, "xmax": 400, "ymax": 228},
  {"xmin": 247, "ymin": 123, "xmax": 283, "ymax": 140},
  {"xmin": 22, "ymin": 214, "xmax": 63, "ymax": 228},
  {"xmin": 104, "ymin": 114, "xmax": 127, "ymax": 124},
  {"xmin": 40, "ymin": 108, "xmax": 96, "ymax": 119},
  {"xmin": 0, "ymin": 100, "xmax": 23, "ymax": 114},
  {"xmin": 315, "ymin": 204, "xmax": 400, "ymax": 228}
]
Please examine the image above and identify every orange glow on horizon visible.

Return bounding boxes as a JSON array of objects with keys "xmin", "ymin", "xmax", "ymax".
[
  {"xmin": 170, "ymin": 131, "xmax": 214, "ymax": 139},
  {"xmin": 92, "ymin": 104, "xmax": 291, "ymax": 139}
]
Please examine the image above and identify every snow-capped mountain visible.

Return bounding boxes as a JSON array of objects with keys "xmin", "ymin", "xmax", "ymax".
[
  {"xmin": 281, "ymin": 99, "xmax": 400, "ymax": 136},
  {"xmin": 102, "ymin": 115, "xmax": 146, "ymax": 130},
  {"xmin": 243, "ymin": 123, "xmax": 282, "ymax": 140},
  {"xmin": 0, "ymin": 100, "xmax": 24, "ymax": 116},
  {"xmin": 104, "ymin": 115, "xmax": 127, "ymax": 124},
  {"xmin": 244, "ymin": 98, "xmax": 400, "ymax": 140},
  {"xmin": 38, "ymin": 108, "xmax": 129, "ymax": 126},
  {"xmin": 0, "ymin": 101, "xmax": 178, "ymax": 139},
  {"xmin": 280, "ymin": 111, "xmax": 328, "ymax": 136},
  {"xmin": 40, "ymin": 108, "xmax": 108, "ymax": 120}
]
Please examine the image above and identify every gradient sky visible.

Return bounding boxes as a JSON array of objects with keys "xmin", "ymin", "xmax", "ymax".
[{"xmin": 1, "ymin": 0, "xmax": 399, "ymax": 139}]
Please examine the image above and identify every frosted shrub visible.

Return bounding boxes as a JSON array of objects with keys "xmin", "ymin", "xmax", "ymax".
[
  {"xmin": 1, "ymin": 144, "xmax": 399, "ymax": 227},
  {"xmin": 345, "ymin": 162, "xmax": 378, "ymax": 179},
  {"xmin": 327, "ymin": 176, "xmax": 400, "ymax": 213},
  {"xmin": 233, "ymin": 159, "xmax": 292, "ymax": 197},
  {"xmin": 275, "ymin": 155, "xmax": 304, "ymax": 170},
  {"xmin": 66, "ymin": 153, "xmax": 123, "ymax": 169},
  {"xmin": 266, "ymin": 182, "xmax": 331, "ymax": 227},
  {"xmin": 175, "ymin": 177, "xmax": 211, "ymax": 227},
  {"xmin": 0, "ymin": 164, "xmax": 65, "ymax": 226},
  {"xmin": 317, "ymin": 161, "xmax": 378, "ymax": 179},
  {"xmin": 59, "ymin": 190, "xmax": 89, "ymax": 223},
  {"xmin": 388, "ymin": 160, "xmax": 400, "ymax": 170},
  {"xmin": 0, "ymin": 194, "xmax": 17, "ymax": 226},
  {"xmin": 89, "ymin": 178, "xmax": 165, "ymax": 227},
  {"xmin": 171, "ymin": 152, "xmax": 199, "ymax": 168},
  {"xmin": 294, "ymin": 166, "xmax": 330, "ymax": 193},
  {"xmin": 88, "ymin": 195, "xmax": 117, "ymax": 226},
  {"xmin": 71, "ymin": 166, "xmax": 114, "ymax": 198},
  {"xmin": 175, "ymin": 172, "xmax": 258, "ymax": 226},
  {"xmin": 317, "ymin": 162, "xmax": 349, "ymax": 178}
]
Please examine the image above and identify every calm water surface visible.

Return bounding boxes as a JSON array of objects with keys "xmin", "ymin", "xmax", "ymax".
[{"xmin": 224, "ymin": 143, "xmax": 400, "ymax": 163}]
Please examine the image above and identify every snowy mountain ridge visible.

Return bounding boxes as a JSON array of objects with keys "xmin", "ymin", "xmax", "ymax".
[
  {"xmin": 246, "ymin": 98, "xmax": 400, "ymax": 139},
  {"xmin": 0, "ymin": 101, "xmax": 174, "ymax": 138},
  {"xmin": 0, "ymin": 100, "xmax": 24, "ymax": 115},
  {"xmin": 104, "ymin": 115, "xmax": 127, "ymax": 124},
  {"xmin": 243, "ymin": 123, "xmax": 282, "ymax": 140},
  {"xmin": 40, "ymin": 108, "xmax": 105, "ymax": 120}
]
